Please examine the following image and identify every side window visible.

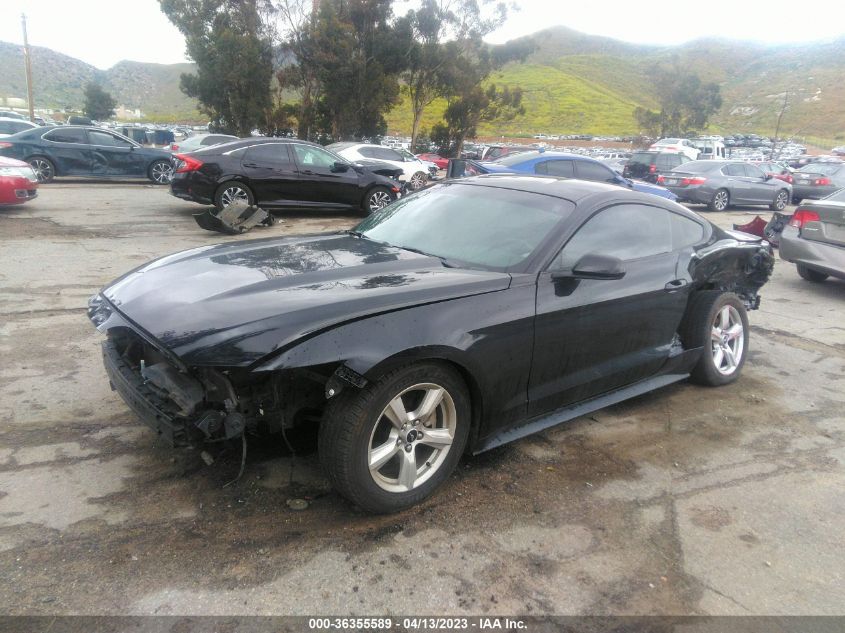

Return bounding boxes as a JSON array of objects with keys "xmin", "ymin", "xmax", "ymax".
[
  {"xmin": 656, "ymin": 155, "xmax": 671, "ymax": 170},
  {"xmin": 44, "ymin": 128, "xmax": 87, "ymax": 144},
  {"xmin": 724, "ymin": 164, "xmax": 745, "ymax": 177},
  {"xmin": 374, "ymin": 147, "xmax": 403, "ymax": 161},
  {"xmin": 293, "ymin": 144, "xmax": 339, "ymax": 169},
  {"xmin": 551, "ymin": 204, "xmax": 672, "ymax": 270},
  {"xmin": 534, "ymin": 161, "xmax": 548, "ymax": 175},
  {"xmin": 574, "ymin": 160, "xmax": 617, "ymax": 183},
  {"xmin": 743, "ymin": 163, "xmax": 765, "ymax": 179},
  {"xmin": 89, "ymin": 130, "xmax": 131, "ymax": 147},
  {"xmin": 678, "ymin": 155, "xmax": 690, "ymax": 165},
  {"xmin": 358, "ymin": 147, "xmax": 378, "ymax": 159},
  {"xmin": 670, "ymin": 212, "xmax": 705, "ymax": 249},
  {"xmin": 244, "ymin": 143, "xmax": 293, "ymax": 167},
  {"xmin": 543, "ymin": 160, "xmax": 575, "ymax": 178}
]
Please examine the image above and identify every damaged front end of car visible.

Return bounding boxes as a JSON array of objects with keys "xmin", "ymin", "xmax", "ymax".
[{"xmin": 88, "ymin": 294, "xmax": 330, "ymax": 448}]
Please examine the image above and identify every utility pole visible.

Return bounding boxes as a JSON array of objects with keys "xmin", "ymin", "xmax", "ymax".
[
  {"xmin": 773, "ymin": 92, "xmax": 788, "ymax": 159},
  {"xmin": 21, "ymin": 13, "xmax": 36, "ymax": 122}
]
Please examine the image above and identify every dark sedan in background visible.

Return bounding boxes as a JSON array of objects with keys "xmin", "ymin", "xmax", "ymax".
[
  {"xmin": 0, "ymin": 125, "xmax": 172, "ymax": 185},
  {"xmin": 780, "ymin": 188, "xmax": 845, "ymax": 283},
  {"xmin": 790, "ymin": 160, "xmax": 845, "ymax": 203},
  {"xmin": 170, "ymin": 138, "xmax": 401, "ymax": 215},
  {"xmin": 659, "ymin": 160, "xmax": 791, "ymax": 211},
  {"xmin": 0, "ymin": 126, "xmax": 174, "ymax": 184}
]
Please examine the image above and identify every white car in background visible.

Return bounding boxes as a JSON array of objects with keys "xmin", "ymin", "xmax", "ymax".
[
  {"xmin": 649, "ymin": 138, "xmax": 700, "ymax": 160},
  {"xmin": 328, "ymin": 142, "xmax": 430, "ymax": 190}
]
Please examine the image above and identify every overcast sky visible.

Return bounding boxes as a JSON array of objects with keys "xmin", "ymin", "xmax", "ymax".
[{"xmin": 2, "ymin": 0, "xmax": 843, "ymax": 69}]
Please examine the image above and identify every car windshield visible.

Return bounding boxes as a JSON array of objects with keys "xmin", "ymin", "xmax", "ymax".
[
  {"xmin": 354, "ymin": 183, "xmax": 572, "ymax": 270},
  {"xmin": 798, "ymin": 162, "xmax": 841, "ymax": 175}
]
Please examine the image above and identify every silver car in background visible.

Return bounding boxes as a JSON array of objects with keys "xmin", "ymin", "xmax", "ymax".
[
  {"xmin": 659, "ymin": 160, "xmax": 792, "ymax": 212},
  {"xmin": 779, "ymin": 188, "xmax": 845, "ymax": 283}
]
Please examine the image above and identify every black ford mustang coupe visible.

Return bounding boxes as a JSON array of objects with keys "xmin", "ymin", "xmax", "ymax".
[{"xmin": 89, "ymin": 176, "xmax": 773, "ymax": 512}]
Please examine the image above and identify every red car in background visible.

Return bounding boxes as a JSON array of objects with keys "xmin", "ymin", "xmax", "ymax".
[
  {"xmin": 0, "ymin": 156, "xmax": 38, "ymax": 205},
  {"xmin": 416, "ymin": 152, "xmax": 449, "ymax": 170},
  {"xmin": 752, "ymin": 161, "xmax": 794, "ymax": 184}
]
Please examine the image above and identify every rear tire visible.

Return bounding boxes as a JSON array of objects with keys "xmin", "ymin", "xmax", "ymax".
[
  {"xmin": 408, "ymin": 171, "xmax": 427, "ymax": 191},
  {"xmin": 797, "ymin": 263, "xmax": 828, "ymax": 283},
  {"xmin": 28, "ymin": 156, "xmax": 55, "ymax": 183},
  {"xmin": 770, "ymin": 189, "xmax": 789, "ymax": 211},
  {"xmin": 319, "ymin": 362, "xmax": 470, "ymax": 513},
  {"xmin": 709, "ymin": 188, "xmax": 730, "ymax": 212},
  {"xmin": 214, "ymin": 182, "xmax": 254, "ymax": 211},
  {"xmin": 679, "ymin": 291, "xmax": 749, "ymax": 386}
]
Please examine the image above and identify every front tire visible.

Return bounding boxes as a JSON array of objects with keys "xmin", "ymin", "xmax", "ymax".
[
  {"xmin": 797, "ymin": 263, "xmax": 828, "ymax": 283},
  {"xmin": 363, "ymin": 186, "xmax": 393, "ymax": 215},
  {"xmin": 680, "ymin": 291, "xmax": 749, "ymax": 386},
  {"xmin": 709, "ymin": 188, "xmax": 730, "ymax": 212},
  {"xmin": 770, "ymin": 189, "xmax": 789, "ymax": 211},
  {"xmin": 214, "ymin": 181, "xmax": 254, "ymax": 211},
  {"xmin": 408, "ymin": 171, "xmax": 427, "ymax": 191},
  {"xmin": 319, "ymin": 362, "xmax": 471, "ymax": 513},
  {"xmin": 148, "ymin": 160, "xmax": 173, "ymax": 184},
  {"xmin": 28, "ymin": 156, "xmax": 55, "ymax": 183}
]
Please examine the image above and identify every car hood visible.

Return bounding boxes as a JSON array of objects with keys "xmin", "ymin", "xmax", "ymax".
[{"xmin": 101, "ymin": 233, "xmax": 511, "ymax": 366}]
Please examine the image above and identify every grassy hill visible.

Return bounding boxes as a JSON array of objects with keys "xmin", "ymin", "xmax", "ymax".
[
  {"xmin": 386, "ymin": 27, "xmax": 845, "ymax": 143},
  {"xmin": 3, "ymin": 28, "xmax": 845, "ymax": 142}
]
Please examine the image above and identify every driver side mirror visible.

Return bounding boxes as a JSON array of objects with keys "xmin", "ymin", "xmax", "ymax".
[
  {"xmin": 331, "ymin": 161, "xmax": 350, "ymax": 173},
  {"xmin": 551, "ymin": 253, "xmax": 626, "ymax": 281}
]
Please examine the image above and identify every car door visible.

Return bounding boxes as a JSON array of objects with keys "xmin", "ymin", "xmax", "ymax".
[
  {"xmin": 742, "ymin": 162, "xmax": 778, "ymax": 203},
  {"xmin": 240, "ymin": 143, "xmax": 302, "ymax": 206},
  {"xmin": 87, "ymin": 129, "xmax": 143, "ymax": 177},
  {"xmin": 291, "ymin": 143, "xmax": 361, "ymax": 209},
  {"xmin": 721, "ymin": 163, "xmax": 751, "ymax": 203},
  {"xmin": 528, "ymin": 203, "xmax": 692, "ymax": 417},
  {"xmin": 40, "ymin": 127, "xmax": 92, "ymax": 175}
]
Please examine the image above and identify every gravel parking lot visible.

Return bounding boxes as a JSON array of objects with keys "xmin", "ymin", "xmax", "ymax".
[{"xmin": 1, "ymin": 181, "xmax": 844, "ymax": 616}]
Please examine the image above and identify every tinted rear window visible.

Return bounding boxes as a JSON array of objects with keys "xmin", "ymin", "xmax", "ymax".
[
  {"xmin": 629, "ymin": 152, "xmax": 656, "ymax": 166},
  {"xmin": 798, "ymin": 163, "xmax": 842, "ymax": 175},
  {"xmin": 677, "ymin": 161, "xmax": 719, "ymax": 173},
  {"xmin": 45, "ymin": 128, "xmax": 87, "ymax": 144}
]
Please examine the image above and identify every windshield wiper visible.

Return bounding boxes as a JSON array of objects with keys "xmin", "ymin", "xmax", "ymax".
[
  {"xmin": 344, "ymin": 229, "xmax": 365, "ymax": 238},
  {"xmin": 397, "ymin": 245, "xmax": 458, "ymax": 268}
]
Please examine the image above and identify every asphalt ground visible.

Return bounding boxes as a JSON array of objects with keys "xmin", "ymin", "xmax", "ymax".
[{"xmin": 0, "ymin": 180, "xmax": 843, "ymax": 616}]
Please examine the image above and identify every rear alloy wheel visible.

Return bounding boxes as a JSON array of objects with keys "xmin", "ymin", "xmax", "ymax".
[
  {"xmin": 214, "ymin": 182, "xmax": 254, "ymax": 210},
  {"xmin": 319, "ymin": 362, "xmax": 470, "ymax": 513},
  {"xmin": 364, "ymin": 187, "xmax": 392, "ymax": 214},
  {"xmin": 709, "ymin": 188, "xmax": 730, "ymax": 212},
  {"xmin": 797, "ymin": 263, "xmax": 828, "ymax": 283},
  {"xmin": 770, "ymin": 189, "xmax": 789, "ymax": 211},
  {"xmin": 148, "ymin": 160, "xmax": 173, "ymax": 184},
  {"xmin": 680, "ymin": 291, "xmax": 749, "ymax": 386},
  {"xmin": 408, "ymin": 171, "xmax": 427, "ymax": 191},
  {"xmin": 28, "ymin": 157, "xmax": 55, "ymax": 183}
]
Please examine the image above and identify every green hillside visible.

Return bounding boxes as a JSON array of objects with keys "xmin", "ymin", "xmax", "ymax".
[{"xmin": 3, "ymin": 27, "xmax": 845, "ymax": 142}]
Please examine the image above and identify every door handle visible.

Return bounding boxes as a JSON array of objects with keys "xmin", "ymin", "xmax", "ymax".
[
  {"xmin": 243, "ymin": 162, "xmax": 261, "ymax": 168},
  {"xmin": 664, "ymin": 279, "xmax": 688, "ymax": 292}
]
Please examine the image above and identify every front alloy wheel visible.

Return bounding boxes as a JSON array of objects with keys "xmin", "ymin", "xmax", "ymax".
[
  {"xmin": 367, "ymin": 188, "xmax": 392, "ymax": 213},
  {"xmin": 710, "ymin": 189, "xmax": 729, "ymax": 211},
  {"xmin": 368, "ymin": 384, "xmax": 456, "ymax": 492},
  {"xmin": 770, "ymin": 189, "xmax": 788, "ymax": 211},
  {"xmin": 319, "ymin": 362, "xmax": 470, "ymax": 513},
  {"xmin": 409, "ymin": 171, "xmax": 427, "ymax": 190}
]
